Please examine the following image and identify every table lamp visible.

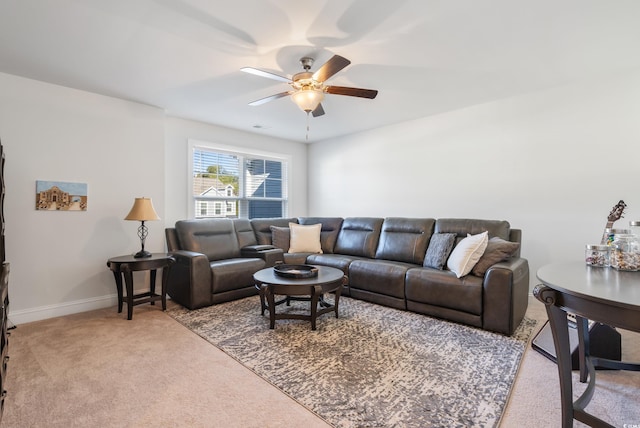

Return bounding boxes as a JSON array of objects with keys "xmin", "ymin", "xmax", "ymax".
[{"xmin": 124, "ymin": 197, "xmax": 160, "ymax": 258}]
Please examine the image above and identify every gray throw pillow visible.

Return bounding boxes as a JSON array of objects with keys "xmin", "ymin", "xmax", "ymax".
[
  {"xmin": 270, "ymin": 226, "xmax": 290, "ymax": 252},
  {"xmin": 471, "ymin": 237, "xmax": 520, "ymax": 276},
  {"xmin": 424, "ymin": 233, "xmax": 457, "ymax": 269}
]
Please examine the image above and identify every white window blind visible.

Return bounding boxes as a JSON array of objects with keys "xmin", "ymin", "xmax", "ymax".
[{"xmin": 191, "ymin": 145, "xmax": 288, "ymax": 219}]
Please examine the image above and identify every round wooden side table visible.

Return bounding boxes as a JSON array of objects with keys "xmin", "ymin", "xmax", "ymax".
[
  {"xmin": 535, "ymin": 262, "xmax": 640, "ymax": 427},
  {"xmin": 107, "ymin": 253, "xmax": 175, "ymax": 320}
]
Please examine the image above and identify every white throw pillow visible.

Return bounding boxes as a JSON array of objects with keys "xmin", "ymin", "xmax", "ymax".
[
  {"xmin": 446, "ymin": 231, "xmax": 489, "ymax": 278},
  {"xmin": 288, "ymin": 222, "xmax": 323, "ymax": 254}
]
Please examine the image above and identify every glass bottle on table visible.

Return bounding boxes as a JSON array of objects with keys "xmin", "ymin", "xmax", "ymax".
[{"xmin": 610, "ymin": 234, "xmax": 640, "ymax": 271}]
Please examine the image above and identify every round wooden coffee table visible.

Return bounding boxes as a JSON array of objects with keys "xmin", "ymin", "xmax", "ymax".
[{"xmin": 253, "ymin": 265, "xmax": 346, "ymax": 330}]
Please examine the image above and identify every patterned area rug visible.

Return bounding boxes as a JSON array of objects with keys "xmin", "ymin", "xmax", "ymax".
[{"xmin": 168, "ymin": 295, "xmax": 536, "ymax": 428}]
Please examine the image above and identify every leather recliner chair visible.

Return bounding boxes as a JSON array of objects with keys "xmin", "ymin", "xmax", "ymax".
[{"xmin": 165, "ymin": 218, "xmax": 282, "ymax": 309}]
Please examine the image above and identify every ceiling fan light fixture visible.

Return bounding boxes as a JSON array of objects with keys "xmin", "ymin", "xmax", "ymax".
[
  {"xmin": 291, "ymin": 88, "xmax": 324, "ymax": 113},
  {"xmin": 242, "ymin": 54, "xmax": 377, "ymax": 121}
]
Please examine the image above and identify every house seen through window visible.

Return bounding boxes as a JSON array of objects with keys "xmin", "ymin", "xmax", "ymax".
[{"xmin": 191, "ymin": 145, "xmax": 288, "ymax": 219}]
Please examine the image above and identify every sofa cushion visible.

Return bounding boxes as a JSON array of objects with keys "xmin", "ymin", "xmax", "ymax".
[
  {"xmin": 446, "ymin": 231, "xmax": 488, "ymax": 278},
  {"xmin": 423, "ymin": 233, "xmax": 456, "ymax": 269},
  {"xmin": 288, "ymin": 223, "xmax": 323, "ymax": 254},
  {"xmin": 405, "ymin": 268, "xmax": 483, "ymax": 315},
  {"xmin": 298, "ymin": 217, "xmax": 343, "ymax": 254},
  {"xmin": 270, "ymin": 226, "xmax": 290, "ymax": 252},
  {"xmin": 306, "ymin": 253, "xmax": 366, "ymax": 276},
  {"xmin": 233, "ymin": 218, "xmax": 258, "ymax": 248},
  {"xmin": 471, "ymin": 237, "xmax": 520, "ymax": 277},
  {"xmin": 349, "ymin": 259, "xmax": 412, "ymax": 300},
  {"xmin": 209, "ymin": 257, "xmax": 266, "ymax": 294},
  {"xmin": 283, "ymin": 252, "xmax": 314, "ymax": 265},
  {"xmin": 334, "ymin": 217, "xmax": 384, "ymax": 258},
  {"xmin": 375, "ymin": 217, "xmax": 435, "ymax": 264},
  {"xmin": 175, "ymin": 219, "xmax": 240, "ymax": 261},
  {"xmin": 250, "ymin": 217, "xmax": 298, "ymax": 245}
]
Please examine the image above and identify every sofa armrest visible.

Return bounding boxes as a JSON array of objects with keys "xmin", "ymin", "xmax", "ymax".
[
  {"xmin": 166, "ymin": 250, "xmax": 212, "ymax": 310},
  {"xmin": 482, "ymin": 257, "xmax": 530, "ymax": 335},
  {"xmin": 241, "ymin": 246, "xmax": 284, "ymax": 267}
]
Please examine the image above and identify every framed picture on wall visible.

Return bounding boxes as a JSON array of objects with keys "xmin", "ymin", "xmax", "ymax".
[{"xmin": 35, "ymin": 180, "xmax": 88, "ymax": 211}]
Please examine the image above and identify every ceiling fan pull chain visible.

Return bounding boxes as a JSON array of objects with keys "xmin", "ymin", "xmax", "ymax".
[{"xmin": 306, "ymin": 112, "xmax": 310, "ymax": 141}]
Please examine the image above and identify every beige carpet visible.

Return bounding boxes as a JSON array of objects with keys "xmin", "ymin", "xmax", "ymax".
[{"xmin": 3, "ymin": 296, "xmax": 639, "ymax": 427}]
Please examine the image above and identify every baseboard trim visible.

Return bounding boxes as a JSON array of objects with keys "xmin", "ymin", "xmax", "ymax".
[
  {"xmin": 8, "ymin": 292, "xmax": 539, "ymax": 326},
  {"xmin": 8, "ymin": 294, "xmax": 119, "ymax": 325}
]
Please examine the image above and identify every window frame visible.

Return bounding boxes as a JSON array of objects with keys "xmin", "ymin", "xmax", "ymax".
[{"xmin": 187, "ymin": 139, "xmax": 291, "ymax": 219}]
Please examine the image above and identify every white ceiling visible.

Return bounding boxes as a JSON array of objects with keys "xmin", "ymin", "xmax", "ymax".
[{"xmin": 1, "ymin": 0, "xmax": 640, "ymax": 143}]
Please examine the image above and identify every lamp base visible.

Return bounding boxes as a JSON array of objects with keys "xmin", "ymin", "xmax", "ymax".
[{"xmin": 133, "ymin": 250, "xmax": 153, "ymax": 258}]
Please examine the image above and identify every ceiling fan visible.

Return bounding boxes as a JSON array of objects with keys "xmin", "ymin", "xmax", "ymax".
[{"xmin": 241, "ymin": 55, "xmax": 378, "ymax": 117}]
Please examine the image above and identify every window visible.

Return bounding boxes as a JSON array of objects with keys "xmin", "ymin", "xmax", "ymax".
[{"xmin": 190, "ymin": 141, "xmax": 289, "ymax": 219}]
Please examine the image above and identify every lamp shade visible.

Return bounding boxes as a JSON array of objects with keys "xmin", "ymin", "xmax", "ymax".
[
  {"xmin": 291, "ymin": 88, "xmax": 324, "ymax": 113},
  {"xmin": 124, "ymin": 197, "xmax": 160, "ymax": 221}
]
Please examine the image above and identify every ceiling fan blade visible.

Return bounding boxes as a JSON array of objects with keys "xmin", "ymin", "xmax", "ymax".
[
  {"xmin": 311, "ymin": 103, "xmax": 325, "ymax": 117},
  {"xmin": 241, "ymin": 67, "xmax": 291, "ymax": 83},
  {"xmin": 312, "ymin": 55, "xmax": 351, "ymax": 83},
  {"xmin": 325, "ymin": 86, "xmax": 378, "ymax": 99},
  {"xmin": 248, "ymin": 91, "xmax": 292, "ymax": 106}
]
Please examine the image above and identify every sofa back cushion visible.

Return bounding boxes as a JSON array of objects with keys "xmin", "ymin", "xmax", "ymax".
[
  {"xmin": 334, "ymin": 217, "xmax": 384, "ymax": 258},
  {"xmin": 250, "ymin": 218, "xmax": 298, "ymax": 245},
  {"xmin": 298, "ymin": 217, "xmax": 344, "ymax": 254},
  {"xmin": 375, "ymin": 217, "xmax": 435, "ymax": 264},
  {"xmin": 175, "ymin": 219, "xmax": 240, "ymax": 261},
  {"xmin": 435, "ymin": 218, "xmax": 510, "ymax": 243},
  {"xmin": 233, "ymin": 219, "xmax": 258, "ymax": 248}
]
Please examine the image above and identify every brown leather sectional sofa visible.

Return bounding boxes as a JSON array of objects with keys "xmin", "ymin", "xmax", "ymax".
[{"xmin": 165, "ymin": 217, "xmax": 529, "ymax": 335}]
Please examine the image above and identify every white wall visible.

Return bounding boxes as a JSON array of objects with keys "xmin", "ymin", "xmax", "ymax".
[
  {"xmin": 164, "ymin": 116, "xmax": 308, "ymax": 226},
  {"xmin": 308, "ymin": 70, "xmax": 640, "ymax": 289},
  {"xmin": 0, "ymin": 73, "xmax": 307, "ymax": 325},
  {"xmin": 0, "ymin": 73, "xmax": 166, "ymax": 324},
  {"xmin": 3, "ymin": 66, "xmax": 638, "ymax": 323}
]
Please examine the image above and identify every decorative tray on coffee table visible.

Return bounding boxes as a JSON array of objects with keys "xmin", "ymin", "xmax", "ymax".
[{"xmin": 274, "ymin": 264, "xmax": 319, "ymax": 279}]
